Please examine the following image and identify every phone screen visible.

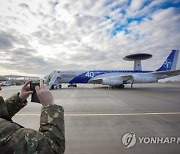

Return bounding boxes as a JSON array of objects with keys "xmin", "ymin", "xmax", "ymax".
[{"xmin": 30, "ymin": 81, "xmax": 40, "ymax": 103}]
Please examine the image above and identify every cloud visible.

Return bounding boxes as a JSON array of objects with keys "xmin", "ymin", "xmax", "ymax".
[
  {"xmin": 0, "ymin": 30, "xmax": 30, "ymax": 49},
  {"xmin": 129, "ymin": 0, "xmax": 146, "ymax": 11},
  {"xmin": 0, "ymin": 31, "xmax": 13, "ymax": 49},
  {"xmin": 0, "ymin": 0, "xmax": 179, "ymax": 80},
  {"xmin": 19, "ymin": 3, "xmax": 29, "ymax": 9},
  {"xmin": 0, "ymin": 48, "xmax": 49, "ymax": 75}
]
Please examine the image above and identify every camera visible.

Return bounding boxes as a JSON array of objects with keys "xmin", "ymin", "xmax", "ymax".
[{"xmin": 30, "ymin": 81, "xmax": 40, "ymax": 103}]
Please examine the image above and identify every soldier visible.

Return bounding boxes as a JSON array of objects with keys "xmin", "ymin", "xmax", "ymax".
[{"xmin": 0, "ymin": 80, "xmax": 65, "ymax": 154}]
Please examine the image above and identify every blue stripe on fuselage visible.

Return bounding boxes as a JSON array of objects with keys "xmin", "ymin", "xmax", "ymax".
[{"xmin": 69, "ymin": 70, "xmax": 151, "ymax": 84}]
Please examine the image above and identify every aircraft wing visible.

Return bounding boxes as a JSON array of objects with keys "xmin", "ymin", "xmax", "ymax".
[
  {"xmin": 88, "ymin": 78, "xmax": 103, "ymax": 84},
  {"xmin": 88, "ymin": 74, "xmax": 133, "ymax": 84},
  {"xmin": 153, "ymin": 69, "xmax": 180, "ymax": 79}
]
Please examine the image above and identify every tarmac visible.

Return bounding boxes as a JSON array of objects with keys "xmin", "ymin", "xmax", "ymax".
[{"xmin": 1, "ymin": 83, "xmax": 180, "ymax": 154}]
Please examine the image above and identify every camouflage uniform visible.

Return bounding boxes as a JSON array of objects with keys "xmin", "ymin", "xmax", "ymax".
[{"xmin": 0, "ymin": 93, "xmax": 65, "ymax": 154}]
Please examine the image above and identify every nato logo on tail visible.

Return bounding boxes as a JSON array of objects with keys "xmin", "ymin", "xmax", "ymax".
[
  {"xmin": 163, "ymin": 59, "xmax": 172, "ymax": 69},
  {"xmin": 157, "ymin": 50, "xmax": 179, "ymax": 72}
]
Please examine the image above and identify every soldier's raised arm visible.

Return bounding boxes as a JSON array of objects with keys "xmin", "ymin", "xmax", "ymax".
[
  {"xmin": 3, "ymin": 80, "xmax": 33, "ymax": 120},
  {"xmin": 35, "ymin": 80, "xmax": 65, "ymax": 153},
  {"xmin": 0, "ymin": 80, "xmax": 65, "ymax": 153}
]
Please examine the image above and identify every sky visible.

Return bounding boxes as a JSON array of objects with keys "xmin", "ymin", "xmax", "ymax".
[{"xmin": 0, "ymin": 0, "xmax": 180, "ymax": 80}]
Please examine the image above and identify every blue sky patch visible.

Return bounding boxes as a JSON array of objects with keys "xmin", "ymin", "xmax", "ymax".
[{"xmin": 108, "ymin": 0, "xmax": 180, "ymax": 36}]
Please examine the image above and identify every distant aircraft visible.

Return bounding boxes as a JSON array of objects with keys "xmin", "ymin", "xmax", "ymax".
[{"xmin": 45, "ymin": 50, "xmax": 180, "ymax": 89}]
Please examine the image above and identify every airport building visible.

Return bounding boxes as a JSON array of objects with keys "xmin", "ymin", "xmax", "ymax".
[
  {"xmin": 0, "ymin": 75, "xmax": 39, "ymax": 85},
  {"xmin": 2, "ymin": 75, "xmax": 39, "ymax": 81}
]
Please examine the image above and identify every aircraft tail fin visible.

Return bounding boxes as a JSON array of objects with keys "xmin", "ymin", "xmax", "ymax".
[{"xmin": 156, "ymin": 50, "xmax": 179, "ymax": 72}]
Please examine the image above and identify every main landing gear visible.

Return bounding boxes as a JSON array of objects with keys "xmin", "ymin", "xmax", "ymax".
[
  {"xmin": 68, "ymin": 84, "xmax": 77, "ymax": 88},
  {"xmin": 108, "ymin": 84, "xmax": 125, "ymax": 89},
  {"xmin": 118, "ymin": 84, "xmax": 125, "ymax": 88},
  {"xmin": 131, "ymin": 82, "xmax": 133, "ymax": 88}
]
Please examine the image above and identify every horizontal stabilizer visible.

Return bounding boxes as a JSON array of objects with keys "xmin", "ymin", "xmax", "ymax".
[{"xmin": 153, "ymin": 69, "xmax": 180, "ymax": 79}]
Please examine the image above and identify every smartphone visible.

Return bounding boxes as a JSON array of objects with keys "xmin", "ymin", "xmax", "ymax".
[{"xmin": 30, "ymin": 81, "xmax": 40, "ymax": 103}]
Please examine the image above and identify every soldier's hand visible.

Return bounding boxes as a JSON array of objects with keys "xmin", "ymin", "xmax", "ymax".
[
  {"xmin": 19, "ymin": 80, "xmax": 33, "ymax": 101},
  {"xmin": 35, "ymin": 80, "xmax": 54, "ymax": 106}
]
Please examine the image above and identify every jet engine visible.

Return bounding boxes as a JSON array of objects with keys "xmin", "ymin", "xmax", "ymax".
[
  {"xmin": 102, "ymin": 79, "xmax": 123, "ymax": 86},
  {"xmin": 133, "ymin": 74, "xmax": 158, "ymax": 83}
]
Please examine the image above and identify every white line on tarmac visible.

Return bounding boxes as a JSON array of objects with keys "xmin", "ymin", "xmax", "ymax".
[{"xmin": 16, "ymin": 112, "xmax": 180, "ymax": 116}]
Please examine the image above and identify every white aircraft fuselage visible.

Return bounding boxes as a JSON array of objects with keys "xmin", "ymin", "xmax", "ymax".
[{"xmin": 45, "ymin": 50, "xmax": 180, "ymax": 89}]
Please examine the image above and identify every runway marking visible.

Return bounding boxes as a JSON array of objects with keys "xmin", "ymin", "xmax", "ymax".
[{"xmin": 16, "ymin": 112, "xmax": 180, "ymax": 116}]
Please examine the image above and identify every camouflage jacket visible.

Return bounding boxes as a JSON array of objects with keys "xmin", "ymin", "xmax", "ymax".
[{"xmin": 0, "ymin": 93, "xmax": 65, "ymax": 154}]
